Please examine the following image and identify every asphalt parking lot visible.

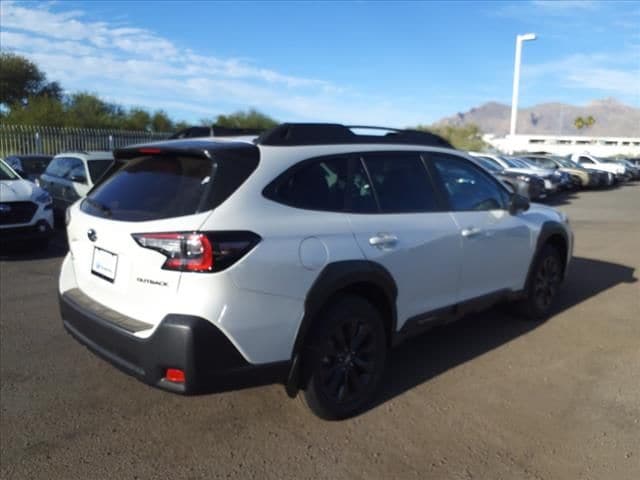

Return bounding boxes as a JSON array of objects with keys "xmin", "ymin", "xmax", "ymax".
[{"xmin": 1, "ymin": 184, "xmax": 639, "ymax": 480}]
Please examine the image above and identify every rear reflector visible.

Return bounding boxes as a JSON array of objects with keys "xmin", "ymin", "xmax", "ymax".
[{"xmin": 165, "ymin": 368, "xmax": 185, "ymax": 383}]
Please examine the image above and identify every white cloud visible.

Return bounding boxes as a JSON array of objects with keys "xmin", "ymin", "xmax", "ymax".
[
  {"xmin": 0, "ymin": 0, "xmax": 422, "ymax": 124},
  {"xmin": 523, "ymin": 53, "xmax": 640, "ymax": 98}
]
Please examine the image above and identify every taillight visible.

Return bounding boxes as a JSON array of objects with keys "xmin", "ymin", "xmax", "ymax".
[{"xmin": 132, "ymin": 231, "xmax": 260, "ymax": 273}]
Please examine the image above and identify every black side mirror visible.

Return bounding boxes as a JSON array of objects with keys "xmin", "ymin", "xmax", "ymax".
[{"xmin": 509, "ymin": 193, "xmax": 530, "ymax": 215}]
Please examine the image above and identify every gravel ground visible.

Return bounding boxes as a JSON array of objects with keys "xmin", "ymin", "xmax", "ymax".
[{"xmin": 1, "ymin": 184, "xmax": 639, "ymax": 480}]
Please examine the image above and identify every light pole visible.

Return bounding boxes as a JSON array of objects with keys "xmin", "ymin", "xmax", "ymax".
[{"xmin": 509, "ymin": 33, "xmax": 536, "ymax": 137}]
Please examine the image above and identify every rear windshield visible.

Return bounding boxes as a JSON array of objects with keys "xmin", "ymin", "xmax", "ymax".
[
  {"xmin": 87, "ymin": 159, "xmax": 114, "ymax": 183},
  {"xmin": 7, "ymin": 156, "xmax": 52, "ymax": 176},
  {"xmin": 475, "ymin": 156, "xmax": 501, "ymax": 172},
  {"xmin": 81, "ymin": 147, "xmax": 258, "ymax": 221}
]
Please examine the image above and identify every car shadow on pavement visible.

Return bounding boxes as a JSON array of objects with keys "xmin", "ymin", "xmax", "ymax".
[
  {"xmin": 541, "ymin": 190, "xmax": 579, "ymax": 206},
  {"xmin": 368, "ymin": 256, "xmax": 637, "ymax": 414}
]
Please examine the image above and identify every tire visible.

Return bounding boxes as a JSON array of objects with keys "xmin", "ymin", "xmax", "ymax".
[
  {"xmin": 301, "ymin": 295, "xmax": 387, "ymax": 420},
  {"xmin": 516, "ymin": 245, "xmax": 563, "ymax": 321}
]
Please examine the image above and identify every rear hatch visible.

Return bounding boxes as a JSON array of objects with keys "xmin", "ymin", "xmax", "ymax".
[{"xmin": 66, "ymin": 142, "xmax": 259, "ymax": 330}]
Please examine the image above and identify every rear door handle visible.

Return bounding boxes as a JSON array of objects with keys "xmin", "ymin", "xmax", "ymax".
[
  {"xmin": 369, "ymin": 233, "xmax": 398, "ymax": 249},
  {"xmin": 461, "ymin": 227, "xmax": 482, "ymax": 238}
]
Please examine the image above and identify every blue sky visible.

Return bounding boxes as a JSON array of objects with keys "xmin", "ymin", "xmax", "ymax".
[{"xmin": 1, "ymin": 0, "xmax": 638, "ymax": 126}]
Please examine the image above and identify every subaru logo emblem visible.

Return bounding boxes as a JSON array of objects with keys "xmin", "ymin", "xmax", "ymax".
[
  {"xmin": 87, "ymin": 229, "xmax": 97, "ymax": 242},
  {"xmin": 0, "ymin": 204, "xmax": 11, "ymax": 214}
]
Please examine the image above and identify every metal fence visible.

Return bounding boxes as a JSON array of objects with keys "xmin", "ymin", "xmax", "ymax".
[{"xmin": 0, "ymin": 124, "xmax": 171, "ymax": 157}]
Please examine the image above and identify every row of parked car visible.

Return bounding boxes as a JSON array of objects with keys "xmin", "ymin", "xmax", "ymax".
[
  {"xmin": 469, "ymin": 152, "xmax": 640, "ymax": 201},
  {"xmin": 1, "ymin": 151, "xmax": 113, "ymax": 247},
  {"xmin": 1, "ymin": 140, "xmax": 639, "ymax": 249}
]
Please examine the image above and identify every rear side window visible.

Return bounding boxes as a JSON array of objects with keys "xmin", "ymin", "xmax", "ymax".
[
  {"xmin": 87, "ymin": 159, "xmax": 114, "ymax": 183},
  {"xmin": 82, "ymin": 147, "xmax": 259, "ymax": 221},
  {"xmin": 362, "ymin": 152, "xmax": 438, "ymax": 213},
  {"xmin": 267, "ymin": 156, "xmax": 350, "ymax": 211}
]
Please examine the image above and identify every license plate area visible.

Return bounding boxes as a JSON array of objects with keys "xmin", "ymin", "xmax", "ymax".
[{"xmin": 91, "ymin": 247, "xmax": 118, "ymax": 282}]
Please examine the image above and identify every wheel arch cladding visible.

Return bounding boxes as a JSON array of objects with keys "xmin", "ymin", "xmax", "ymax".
[
  {"xmin": 294, "ymin": 261, "xmax": 398, "ymax": 355},
  {"xmin": 533, "ymin": 221, "xmax": 569, "ymax": 280},
  {"xmin": 284, "ymin": 260, "xmax": 397, "ymax": 396}
]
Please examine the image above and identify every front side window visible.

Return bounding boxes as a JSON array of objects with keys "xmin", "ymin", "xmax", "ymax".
[
  {"xmin": 430, "ymin": 153, "xmax": 509, "ymax": 211},
  {"xmin": 44, "ymin": 157, "xmax": 70, "ymax": 178},
  {"xmin": 362, "ymin": 152, "xmax": 438, "ymax": 213},
  {"xmin": 65, "ymin": 158, "xmax": 87, "ymax": 183}
]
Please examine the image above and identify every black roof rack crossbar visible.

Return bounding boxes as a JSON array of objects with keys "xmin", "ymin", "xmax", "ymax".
[{"xmin": 255, "ymin": 123, "xmax": 453, "ymax": 148}]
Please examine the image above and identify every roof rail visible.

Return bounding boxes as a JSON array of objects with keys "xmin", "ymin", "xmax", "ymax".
[
  {"xmin": 168, "ymin": 125, "xmax": 266, "ymax": 140},
  {"xmin": 255, "ymin": 123, "xmax": 454, "ymax": 148}
]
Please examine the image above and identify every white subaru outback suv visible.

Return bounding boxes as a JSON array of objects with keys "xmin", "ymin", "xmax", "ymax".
[{"xmin": 59, "ymin": 124, "xmax": 573, "ymax": 419}]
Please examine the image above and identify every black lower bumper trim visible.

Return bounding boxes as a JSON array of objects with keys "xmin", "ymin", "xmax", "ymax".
[
  {"xmin": 1, "ymin": 221, "xmax": 53, "ymax": 242},
  {"xmin": 60, "ymin": 291, "xmax": 289, "ymax": 394}
]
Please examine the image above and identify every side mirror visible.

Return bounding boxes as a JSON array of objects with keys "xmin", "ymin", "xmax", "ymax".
[{"xmin": 509, "ymin": 193, "xmax": 530, "ymax": 215}]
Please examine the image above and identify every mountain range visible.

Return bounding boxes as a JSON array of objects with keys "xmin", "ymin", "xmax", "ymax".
[{"xmin": 435, "ymin": 98, "xmax": 640, "ymax": 137}]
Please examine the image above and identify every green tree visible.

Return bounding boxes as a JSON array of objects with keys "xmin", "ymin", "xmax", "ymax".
[
  {"xmin": 0, "ymin": 51, "xmax": 62, "ymax": 106},
  {"xmin": 214, "ymin": 108, "xmax": 278, "ymax": 129},
  {"xmin": 123, "ymin": 108, "xmax": 152, "ymax": 131},
  {"xmin": 574, "ymin": 116, "xmax": 596, "ymax": 131},
  {"xmin": 150, "ymin": 110, "xmax": 173, "ymax": 132},
  {"xmin": 2, "ymin": 95, "xmax": 67, "ymax": 126},
  {"xmin": 415, "ymin": 123, "xmax": 486, "ymax": 151},
  {"xmin": 65, "ymin": 92, "xmax": 121, "ymax": 129}
]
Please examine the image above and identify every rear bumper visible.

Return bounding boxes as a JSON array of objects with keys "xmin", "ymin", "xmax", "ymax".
[{"xmin": 59, "ymin": 290, "xmax": 288, "ymax": 394}]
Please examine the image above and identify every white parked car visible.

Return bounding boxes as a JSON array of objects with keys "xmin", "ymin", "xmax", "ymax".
[
  {"xmin": 1, "ymin": 158, "xmax": 54, "ymax": 248},
  {"xmin": 569, "ymin": 153, "xmax": 627, "ymax": 182},
  {"xmin": 39, "ymin": 151, "xmax": 114, "ymax": 216},
  {"xmin": 59, "ymin": 124, "xmax": 573, "ymax": 419}
]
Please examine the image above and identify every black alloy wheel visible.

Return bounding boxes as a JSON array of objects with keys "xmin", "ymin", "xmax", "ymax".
[
  {"xmin": 517, "ymin": 244, "xmax": 563, "ymax": 321},
  {"xmin": 318, "ymin": 317, "xmax": 376, "ymax": 405},
  {"xmin": 533, "ymin": 254, "xmax": 561, "ymax": 312},
  {"xmin": 302, "ymin": 295, "xmax": 386, "ymax": 420}
]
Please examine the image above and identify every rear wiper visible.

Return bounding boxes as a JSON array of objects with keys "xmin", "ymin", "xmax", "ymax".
[{"xmin": 85, "ymin": 198, "xmax": 112, "ymax": 217}]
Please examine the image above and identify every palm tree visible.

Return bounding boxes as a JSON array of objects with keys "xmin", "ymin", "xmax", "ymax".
[{"xmin": 574, "ymin": 117, "xmax": 585, "ymax": 130}]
